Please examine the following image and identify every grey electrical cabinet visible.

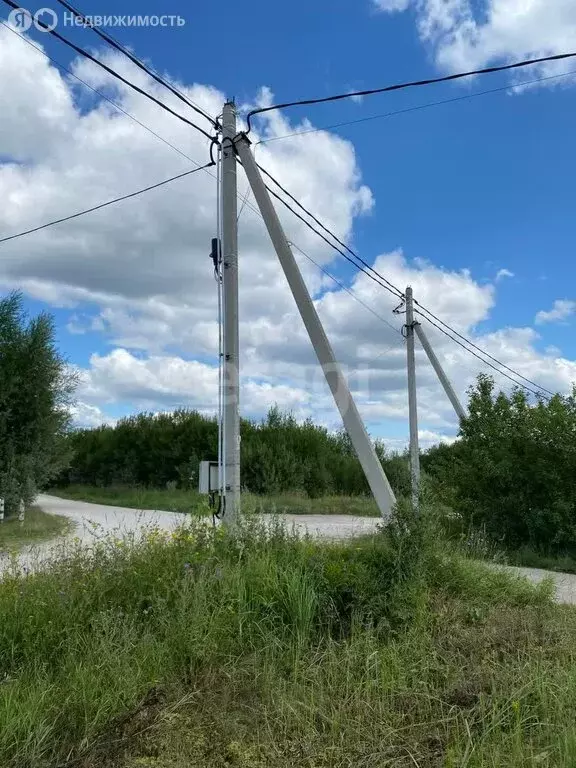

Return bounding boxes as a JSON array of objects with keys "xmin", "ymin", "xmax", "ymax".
[{"xmin": 198, "ymin": 461, "xmax": 219, "ymax": 494}]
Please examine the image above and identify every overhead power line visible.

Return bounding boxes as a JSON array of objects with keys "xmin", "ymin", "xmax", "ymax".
[
  {"xmin": 0, "ymin": 0, "xmax": 216, "ymax": 142},
  {"xmin": 0, "ymin": 19, "xmax": 277, "ymax": 252},
  {"xmin": 246, "ymin": 50, "xmax": 576, "ymax": 132},
  {"xmin": 257, "ymin": 68, "xmax": 576, "ymax": 146},
  {"xmin": 261, "ymin": 177, "xmax": 403, "ymax": 300},
  {"xmin": 0, "ymin": 17, "xmax": 560, "ymax": 395},
  {"xmin": 413, "ymin": 302, "xmax": 556, "ymax": 397},
  {"xmin": 254, "ymin": 160, "xmax": 555, "ymax": 399},
  {"xmin": 0, "ymin": 163, "xmax": 214, "ymax": 245},
  {"xmin": 415, "ymin": 310, "xmax": 550, "ymax": 400},
  {"xmin": 256, "ymin": 162, "xmax": 403, "ymax": 299},
  {"xmin": 288, "ymin": 241, "xmax": 403, "ymax": 337},
  {"xmin": 0, "ymin": 24, "xmax": 401, "ymax": 341},
  {"xmin": 0, "ymin": 22, "xmax": 405, "ymax": 348},
  {"xmin": 0, "ymin": 19, "xmax": 216, "ymax": 170},
  {"xmin": 53, "ymin": 0, "xmax": 218, "ymax": 130}
]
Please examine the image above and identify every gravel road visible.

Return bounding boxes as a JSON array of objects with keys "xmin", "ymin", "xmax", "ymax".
[
  {"xmin": 35, "ymin": 494, "xmax": 382, "ymax": 540},
  {"xmin": 496, "ymin": 564, "xmax": 576, "ymax": 605},
  {"xmin": 0, "ymin": 494, "xmax": 381, "ymax": 575},
  {"xmin": 3, "ymin": 495, "xmax": 576, "ymax": 605}
]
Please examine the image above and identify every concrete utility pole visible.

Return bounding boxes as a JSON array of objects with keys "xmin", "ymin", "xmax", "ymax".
[
  {"xmin": 221, "ymin": 102, "xmax": 240, "ymax": 525},
  {"xmin": 235, "ymin": 134, "xmax": 396, "ymax": 521},
  {"xmin": 405, "ymin": 286, "xmax": 420, "ymax": 511},
  {"xmin": 414, "ymin": 322, "xmax": 467, "ymax": 422}
]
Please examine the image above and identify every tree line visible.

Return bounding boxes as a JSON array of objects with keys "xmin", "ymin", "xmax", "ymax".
[
  {"xmin": 3, "ymin": 293, "xmax": 576, "ymax": 556},
  {"xmin": 55, "ymin": 406, "xmax": 412, "ymax": 499}
]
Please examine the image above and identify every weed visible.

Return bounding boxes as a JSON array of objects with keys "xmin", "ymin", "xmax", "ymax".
[
  {"xmin": 0, "ymin": 506, "xmax": 71, "ymax": 550},
  {"xmin": 50, "ymin": 485, "xmax": 381, "ymax": 516},
  {"xmin": 0, "ymin": 507, "xmax": 572, "ymax": 767}
]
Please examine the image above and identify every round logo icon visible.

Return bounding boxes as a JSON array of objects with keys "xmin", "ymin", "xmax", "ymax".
[
  {"xmin": 34, "ymin": 7, "xmax": 58, "ymax": 32},
  {"xmin": 8, "ymin": 7, "xmax": 33, "ymax": 31}
]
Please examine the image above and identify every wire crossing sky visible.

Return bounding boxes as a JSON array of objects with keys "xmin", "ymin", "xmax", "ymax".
[
  {"xmin": 245, "ymin": 50, "xmax": 576, "ymax": 131},
  {"xmin": 0, "ymin": 0, "xmax": 574, "ymax": 443}
]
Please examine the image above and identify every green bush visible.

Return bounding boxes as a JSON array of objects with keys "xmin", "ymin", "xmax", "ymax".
[
  {"xmin": 56, "ymin": 406, "xmax": 410, "ymax": 499},
  {"xmin": 423, "ymin": 375, "xmax": 576, "ymax": 554}
]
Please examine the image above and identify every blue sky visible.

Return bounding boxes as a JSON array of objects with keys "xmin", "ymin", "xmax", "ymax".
[{"xmin": 1, "ymin": 0, "xmax": 575, "ymax": 444}]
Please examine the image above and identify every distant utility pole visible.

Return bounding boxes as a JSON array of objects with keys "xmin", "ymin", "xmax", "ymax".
[
  {"xmin": 235, "ymin": 133, "xmax": 396, "ymax": 521},
  {"xmin": 221, "ymin": 101, "xmax": 240, "ymax": 526},
  {"xmin": 405, "ymin": 286, "xmax": 420, "ymax": 511}
]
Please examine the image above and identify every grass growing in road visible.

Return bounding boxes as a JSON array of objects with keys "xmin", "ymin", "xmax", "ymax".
[
  {"xmin": 2, "ymin": 505, "xmax": 574, "ymax": 767},
  {"xmin": 0, "ymin": 506, "xmax": 71, "ymax": 550},
  {"xmin": 242, "ymin": 491, "xmax": 379, "ymax": 516},
  {"xmin": 50, "ymin": 485, "xmax": 380, "ymax": 516},
  {"xmin": 49, "ymin": 485, "xmax": 207, "ymax": 514},
  {"xmin": 506, "ymin": 546, "xmax": 576, "ymax": 575}
]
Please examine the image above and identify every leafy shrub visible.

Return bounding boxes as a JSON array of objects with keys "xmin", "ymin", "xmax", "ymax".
[
  {"xmin": 56, "ymin": 406, "xmax": 410, "ymax": 499},
  {"xmin": 423, "ymin": 375, "xmax": 576, "ymax": 554}
]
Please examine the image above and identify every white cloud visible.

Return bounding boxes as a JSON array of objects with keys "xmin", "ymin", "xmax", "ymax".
[
  {"xmin": 76, "ymin": 348, "xmax": 316, "ymax": 421},
  {"xmin": 2, "ymin": 23, "xmax": 576, "ymax": 448},
  {"xmin": 71, "ymin": 247, "xmax": 576, "ymax": 441},
  {"xmin": 69, "ymin": 402, "xmax": 116, "ymax": 428},
  {"xmin": 535, "ymin": 299, "xmax": 576, "ymax": 325},
  {"xmin": 373, "ymin": 0, "xmax": 412, "ymax": 11},
  {"xmin": 418, "ymin": 429, "xmax": 458, "ymax": 446},
  {"xmin": 495, "ymin": 268, "xmax": 514, "ymax": 282},
  {"xmin": 373, "ymin": 0, "xmax": 576, "ymax": 88},
  {"xmin": 0, "ymin": 26, "xmax": 369, "ymax": 312}
]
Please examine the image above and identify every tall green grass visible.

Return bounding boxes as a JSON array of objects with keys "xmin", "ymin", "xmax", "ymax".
[
  {"xmin": 0, "ymin": 507, "xmax": 569, "ymax": 768},
  {"xmin": 50, "ymin": 485, "xmax": 380, "ymax": 516},
  {"xmin": 47, "ymin": 484, "xmax": 207, "ymax": 514},
  {"xmin": 0, "ymin": 506, "xmax": 70, "ymax": 549}
]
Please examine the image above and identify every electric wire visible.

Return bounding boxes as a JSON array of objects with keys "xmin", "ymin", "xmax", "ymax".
[
  {"xmin": 264, "ymin": 180, "xmax": 403, "ymax": 300},
  {"xmin": 396, "ymin": 298, "xmax": 552, "ymax": 400},
  {"xmin": 53, "ymin": 0, "xmax": 218, "ymax": 129},
  {"xmin": 0, "ymin": 18, "xmax": 558, "ymax": 398},
  {"xmin": 257, "ymin": 161, "xmax": 403, "ymax": 298},
  {"xmin": 414, "ymin": 310, "xmax": 551, "ymax": 400},
  {"xmin": 291, "ymin": 242, "xmax": 407, "ymax": 380},
  {"xmin": 0, "ymin": 19, "xmax": 220, "ymax": 179},
  {"xmin": 237, "ymin": 185, "xmax": 251, "ymax": 223},
  {"xmin": 0, "ymin": 20, "xmax": 218, "ymax": 170},
  {"xmin": 0, "ymin": 163, "xmax": 214, "ymax": 244},
  {"xmin": 2, "ymin": 20, "xmax": 383, "ymax": 332},
  {"xmin": 0, "ymin": 22, "xmax": 407, "ymax": 387},
  {"xmin": 414, "ymin": 302, "xmax": 556, "ymax": 398},
  {"xmin": 288, "ymin": 241, "xmax": 403, "ymax": 336},
  {"xmin": 256, "ymin": 68, "xmax": 576, "ymax": 146},
  {"xmin": 255, "ymin": 159, "xmax": 555, "ymax": 399},
  {"xmin": 0, "ymin": 0, "xmax": 215, "ymax": 141},
  {"xmin": 246, "ymin": 50, "xmax": 576, "ymax": 132}
]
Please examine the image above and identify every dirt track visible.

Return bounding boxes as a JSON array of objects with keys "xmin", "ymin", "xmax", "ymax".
[{"xmin": 3, "ymin": 495, "xmax": 576, "ymax": 605}]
